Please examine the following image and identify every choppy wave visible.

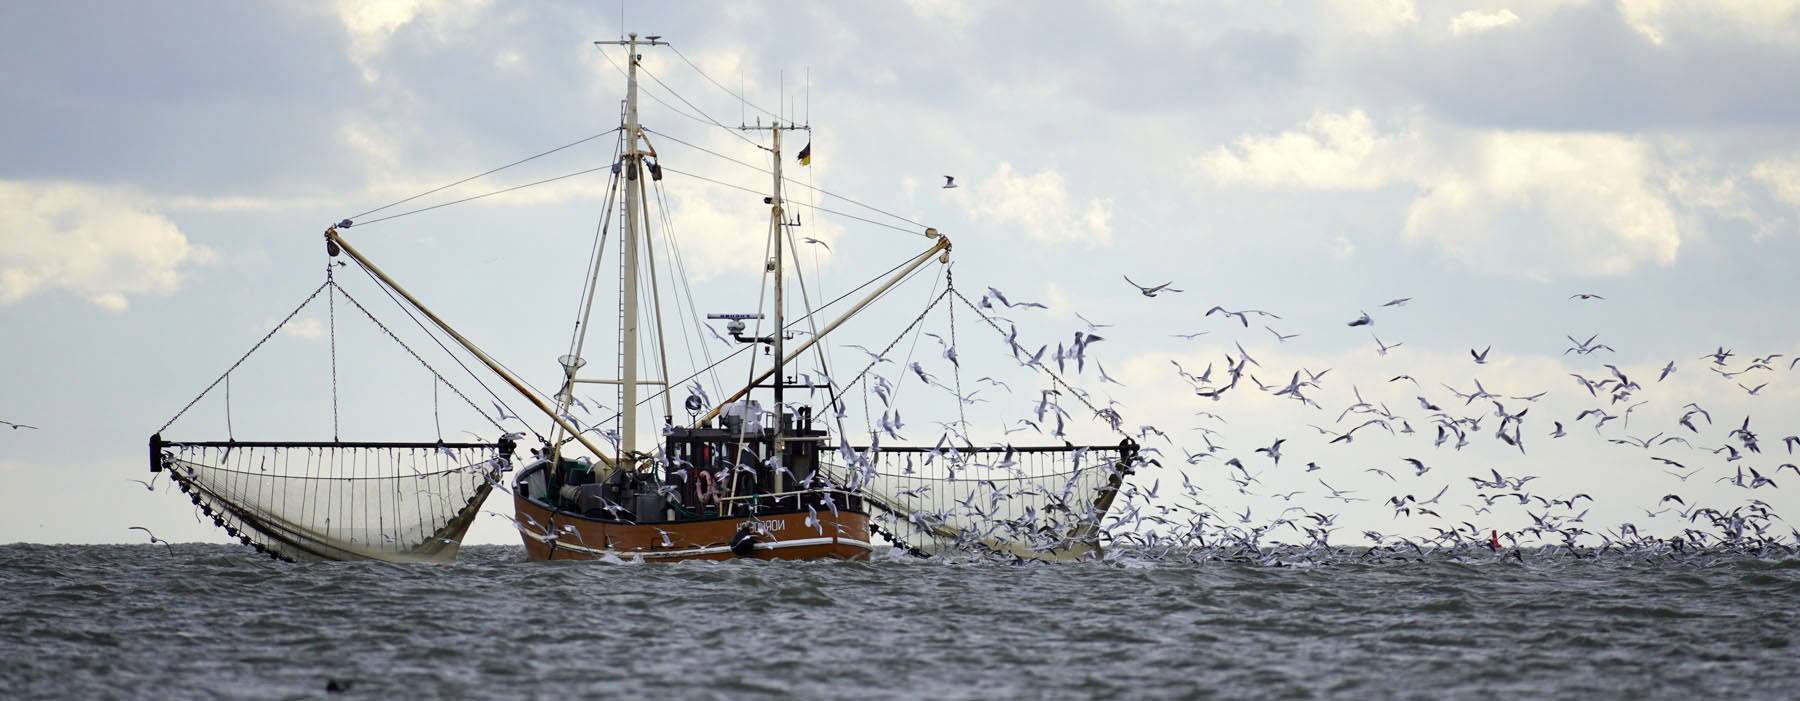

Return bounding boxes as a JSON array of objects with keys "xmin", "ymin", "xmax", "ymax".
[{"xmin": 2, "ymin": 544, "xmax": 1796, "ymax": 699}]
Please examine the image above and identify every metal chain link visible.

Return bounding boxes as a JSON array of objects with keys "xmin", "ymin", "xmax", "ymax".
[
  {"xmin": 156, "ymin": 281, "xmax": 331, "ymax": 435},
  {"xmin": 946, "ymin": 265, "xmax": 969, "ymax": 441},
  {"xmin": 330, "ymin": 283, "xmax": 507, "ymax": 433},
  {"xmin": 828, "ymin": 287, "xmax": 949, "ymax": 427},
  {"xmin": 327, "ymin": 264, "xmax": 340, "ymax": 440},
  {"xmin": 947, "ymin": 286, "xmax": 1131, "ymax": 442}
]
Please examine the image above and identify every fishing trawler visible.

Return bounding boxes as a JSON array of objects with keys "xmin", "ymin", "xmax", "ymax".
[{"xmin": 147, "ymin": 33, "xmax": 1138, "ymax": 564}]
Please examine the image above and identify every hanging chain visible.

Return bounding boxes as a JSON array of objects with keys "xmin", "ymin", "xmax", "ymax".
[
  {"xmin": 225, "ymin": 372, "xmax": 234, "ymax": 440},
  {"xmin": 327, "ymin": 264, "xmax": 341, "ymax": 440},
  {"xmin": 828, "ymin": 287, "xmax": 949, "ymax": 425},
  {"xmin": 945, "ymin": 264, "xmax": 969, "ymax": 442},
  {"xmin": 947, "ymin": 286, "xmax": 1132, "ymax": 442},
  {"xmin": 432, "ymin": 376, "xmax": 443, "ymax": 442},
  {"xmin": 156, "ymin": 281, "xmax": 330, "ymax": 434},
  {"xmin": 331, "ymin": 284, "xmax": 506, "ymax": 432}
]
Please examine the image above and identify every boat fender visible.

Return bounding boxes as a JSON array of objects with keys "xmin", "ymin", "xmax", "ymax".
[{"xmin": 730, "ymin": 525, "xmax": 759, "ymax": 557}]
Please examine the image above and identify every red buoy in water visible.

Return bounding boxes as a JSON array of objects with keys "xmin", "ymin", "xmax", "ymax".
[{"xmin": 1489, "ymin": 529, "xmax": 1501, "ymax": 551}]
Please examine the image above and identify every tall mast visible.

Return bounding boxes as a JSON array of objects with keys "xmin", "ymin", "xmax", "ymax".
[
  {"xmin": 620, "ymin": 32, "xmax": 643, "ymax": 458},
  {"xmin": 769, "ymin": 125, "xmax": 786, "ymax": 452}
]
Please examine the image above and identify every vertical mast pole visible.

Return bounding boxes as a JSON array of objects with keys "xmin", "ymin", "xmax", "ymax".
[
  {"xmin": 769, "ymin": 125, "xmax": 786, "ymax": 475},
  {"xmin": 620, "ymin": 32, "xmax": 643, "ymax": 459}
]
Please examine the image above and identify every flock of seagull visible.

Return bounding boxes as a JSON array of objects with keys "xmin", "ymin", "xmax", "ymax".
[{"xmin": 841, "ymin": 276, "xmax": 1800, "ymax": 565}]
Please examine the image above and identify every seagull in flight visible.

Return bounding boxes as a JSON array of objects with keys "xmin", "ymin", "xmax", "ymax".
[
  {"xmin": 1380, "ymin": 297, "xmax": 1412, "ymax": 308},
  {"xmin": 800, "ymin": 237, "xmax": 831, "ymax": 251},
  {"xmin": 1122, "ymin": 275, "xmax": 1182, "ymax": 297},
  {"xmin": 129, "ymin": 526, "xmax": 174, "ymax": 550},
  {"xmin": 0, "ymin": 420, "xmax": 36, "ymax": 431},
  {"xmin": 1471, "ymin": 346, "xmax": 1491, "ymax": 365},
  {"xmin": 1569, "ymin": 293, "xmax": 1605, "ymax": 301},
  {"xmin": 1347, "ymin": 311, "xmax": 1372, "ymax": 327},
  {"xmin": 942, "ymin": 176, "xmax": 958, "ymax": 189}
]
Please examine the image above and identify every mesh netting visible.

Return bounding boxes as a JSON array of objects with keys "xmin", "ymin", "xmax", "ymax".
[
  {"xmin": 825, "ymin": 442, "xmax": 1136, "ymax": 561},
  {"xmin": 154, "ymin": 438, "xmax": 510, "ymax": 562}
]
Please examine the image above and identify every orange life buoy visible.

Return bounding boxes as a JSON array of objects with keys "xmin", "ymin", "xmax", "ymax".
[{"xmin": 694, "ymin": 470, "xmax": 718, "ymax": 507}]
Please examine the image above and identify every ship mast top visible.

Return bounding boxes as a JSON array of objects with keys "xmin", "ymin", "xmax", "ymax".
[{"xmin": 598, "ymin": 34, "xmax": 666, "ymax": 459}]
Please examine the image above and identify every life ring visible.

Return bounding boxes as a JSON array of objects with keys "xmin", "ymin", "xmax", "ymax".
[{"xmin": 694, "ymin": 470, "xmax": 718, "ymax": 508}]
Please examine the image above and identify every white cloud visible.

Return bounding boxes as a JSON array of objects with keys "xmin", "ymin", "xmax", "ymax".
[
  {"xmin": 1404, "ymin": 131, "xmax": 1680, "ymax": 276},
  {"xmin": 334, "ymin": 0, "xmax": 490, "ymax": 82},
  {"xmin": 1198, "ymin": 110, "xmax": 1688, "ymax": 276},
  {"xmin": 1197, "ymin": 109, "xmax": 1416, "ymax": 190},
  {"xmin": 1751, "ymin": 154, "xmax": 1800, "ymax": 208},
  {"xmin": 904, "ymin": 0, "xmax": 982, "ymax": 29},
  {"xmin": 1328, "ymin": 0, "xmax": 1420, "ymax": 36},
  {"xmin": 1617, "ymin": 0, "xmax": 1800, "ymax": 45},
  {"xmin": 0, "ymin": 181, "xmax": 216, "ymax": 311},
  {"xmin": 281, "ymin": 317, "xmax": 327, "ymax": 340},
  {"xmin": 1449, "ymin": 8, "xmax": 1522, "ymax": 35},
  {"xmin": 964, "ymin": 163, "xmax": 1113, "ymax": 246}
]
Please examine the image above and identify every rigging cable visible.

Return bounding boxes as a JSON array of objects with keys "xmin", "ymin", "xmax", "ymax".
[
  {"xmin": 646, "ymin": 127, "xmax": 932, "ymax": 232},
  {"xmin": 347, "ymin": 261, "xmax": 535, "ymax": 439},
  {"xmin": 668, "ymin": 44, "xmax": 781, "ymax": 122},
  {"xmin": 656, "ymin": 164, "xmax": 927, "ymax": 238},
  {"xmin": 557, "ymin": 249, "xmax": 941, "ymax": 447},
  {"xmin": 342, "ymin": 128, "xmax": 621, "ymax": 223},
  {"xmin": 593, "ymin": 44, "xmax": 763, "ymax": 151},
  {"xmin": 347, "ymin": 164, "xmax": 615, "ymax": 229}
]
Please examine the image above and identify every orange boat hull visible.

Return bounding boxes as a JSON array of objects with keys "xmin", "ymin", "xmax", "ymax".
[{"xmin": 513, "ymin": 493, "xmax": 873, "ymax": 561}]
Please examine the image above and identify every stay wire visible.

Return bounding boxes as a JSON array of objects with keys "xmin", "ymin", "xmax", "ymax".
[
  {"xmin": 558, "ymin": 250, "xmax": 938, "ymax": 448},
  {"xmin": 593, "ymin": 44, "xmax": 762, "ymax": 151},
  {"xmin": 347, "ymin": 262, "xmax": 532, "ymax": 438},
  {"xmin": 668, "ymin": 44, "xmax": 781, "ymax": 122},
  {"xmin": 647, "ymin": 127, "xmax": 932, "ymax": 232},
  {"xmin": 657, "ymin": 165, "xmax": 927, "ymax": 238},
  {"xmin": 342, "ymin": 128, "xmax": 621, "ymax": 223},
  {"xmin": 348, "ymin": 164, "xmax": 615, "ymax": 229}
]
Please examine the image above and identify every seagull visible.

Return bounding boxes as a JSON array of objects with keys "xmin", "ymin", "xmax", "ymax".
[
  {"xmin": 1373, "ymin": 335, "xmax": 1402, "ymax": 356},
  {"xmin": 942, "ymin": 176, "xmax": 957, "ymax": 189},
  {"xmin": 0, "ymin": 420, "xmax": 37, "ymax": 430},
  {"xmin": 1741, "ymin": 382, "xmax": 1768, "ymax": 396},
  {"xmin": 1347, "ymin": 311, "xmax": 1372, "ymax": 327},
  {"xmin": 1570, "ymin": 293, "xmax": 1605, "ymax": 301},
  {"xmin": 800, "ymin": 237, "xmax": 831, "ymax": 251},
  {"xmin": 1471, "ymin": 346, "xmax": 1491, "ymax": 365},
  {"xmin": 128, "ymin": 526, "xmax": 173, "ymax": 550},
  {"xmin": 1122, "ymin": 275, "xmax": 1182, "ymax": 297},
  {"xmin": 1380, "ymin": 297, "xmax": 1412, "ymax": 308},
  {"xmin": 1255, "ymin": 438, "xmax": 1286, "ymax": 465},
  {"xmin": 1266, "ymin": 326, "xmax": 1299, "ymax": 343},
  {"xmin": 126, "ymin": 474, "xmax": 160, "ymax": 491},
  {"xmin": 1658, "ymin": 361, "xmax": 1676, "ymax": 382}
]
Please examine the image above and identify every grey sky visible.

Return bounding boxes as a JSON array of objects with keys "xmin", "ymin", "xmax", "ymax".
[{"xmin": 3, "ymin": 1, "xmax": 1799, "ymax": 546}]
